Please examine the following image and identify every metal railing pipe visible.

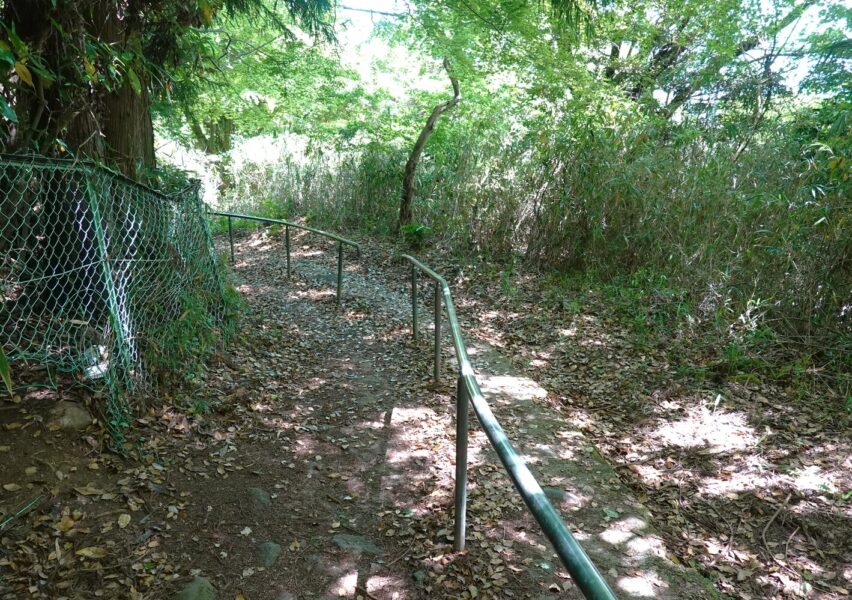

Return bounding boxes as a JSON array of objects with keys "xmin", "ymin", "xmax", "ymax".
[
  {"xmin": 210, "ymin": 210, "xmax": 360, "ymax": 251},
  {"xmin": 401, "ymin": 254, "xmax": 617, "ymax": 600},
  {"xmin": 433, "ymin": 281, "xmax": 441, "ymax": 382},
  {"xmin": 336, "ymin": 242, "xmax": 343, "ymax": 307},
  {"xmin": 453, "ymin": 375, "xmax": 469, "ymax": 551},
  {"xmin": 211, "ymin": 211, "xmax": 360, "ymax": 304},
  {"xmin": 411, "ymin": 265, "xmax": 418, "ymax": 341}
]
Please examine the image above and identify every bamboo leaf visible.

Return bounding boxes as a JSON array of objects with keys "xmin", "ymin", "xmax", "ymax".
[
  {"xmin": 0, "ymin": 346, "xmax": 12, "ymax": 395},
  {"xmin": 198, "ymin": 0, "xmax": 215, "ymax": 26},
  {"xmin": 14, "ymin": 61, "xmax": 34, "ymax": 87},
  {"xmin": 126, "ymin": 67, "xmax": 141, "ymax": 96},
  {"xmin": 5, "ymin": 27, "xmax": 26, "ymax": 55},
  {"xmin": 29, "ymin": 62, "xmax": 54, "ymax": 85},
  {"xmin": 0, "ymin": 96, "xmax": 17, "ymax": 124},
  {"xmin": 0, "ymin": 40, "xmax": 14, "ymax": 65}
]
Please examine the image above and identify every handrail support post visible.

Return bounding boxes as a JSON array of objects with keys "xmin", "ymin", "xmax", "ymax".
[
  {"xmin": 411, "ymin": 265, "xmax": 418, "ymax": 341},
  {"xmin": 433, "ymin": 281, "xmax": 441, "ymax": 382},
  {"xmin": 453, "ymin": 376, "xmax": 469, "ymax": 551},
  {"xmin": 227, "ymin": 216, "xmax": 234, "ymax": 264},
  {"xmin": 336, "ymin": 241, "xmax": 343, "ymax": 307},
  {"xmin": 285, "ymin": 225, "xmax": 291, "ymax": 278}
]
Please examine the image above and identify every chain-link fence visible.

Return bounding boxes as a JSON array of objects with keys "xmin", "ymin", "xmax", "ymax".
[{"xmin": 0, "ymin": 155, "xmax": 230, "ymax": 445}]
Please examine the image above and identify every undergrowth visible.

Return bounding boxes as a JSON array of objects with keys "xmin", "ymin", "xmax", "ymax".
[
  {"xmin": 207, "ymin": 104, "xmax": 850, "ymax": 399},
  {"xmin": 143, "ymin": 255, "xmax": 242, "ymax": 390},
  {"xmin": 542, "ymin": 268, "xmax": 850, "ymax": 399}
]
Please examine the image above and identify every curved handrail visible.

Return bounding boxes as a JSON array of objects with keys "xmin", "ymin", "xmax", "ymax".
[
  {"xmin": 210, "ymin": 210, "xmax": 361, "ymax": 251},
  {"xmin": 402, "ymin": 254, "xmax": 617, "ymax": 600},
  {"xmin": 205, "ymin": 208, "xmax": 615, "ymax": 598},
  {"xmin": 211, "ymin": 211, "xmax": 359, "ymax": 306}
]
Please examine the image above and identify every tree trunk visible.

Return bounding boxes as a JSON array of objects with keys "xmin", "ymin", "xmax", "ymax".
[
  {"xmin": 102, "ymin": 78, "xmax": 156, "ymax": 179},
  {"xmin": 398, "ymin": 58, "xmax": 460, "ymax": 232},
  {"xmin": 92, "ymin": 2, "xmax": 155, "ymax": 179},
  {"xmin": 3, "ymin": 0, "xmax": 155, "ymax": 177},
  {"xmin": 1, "ymin": 0, "xmax": 154, "ymax": 328}
]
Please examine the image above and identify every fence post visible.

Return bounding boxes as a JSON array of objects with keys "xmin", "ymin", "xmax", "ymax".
[
  {"xmin": 285, "ymin": 225, "xmax": 291, "ymax": 278},
  {"xmin": 83, "ymin": 171, "xmax": 134, "ymax": 437},
  {"xmin": 411, "ymin": 265, "xmax": 418, "ymax": 341},
  {"xmin": 434, "ymin": 281, "xmax": 441, "ymax": 382},
  {"xmin": 336, "ymin": 241, "xmax": 343, "ymax": 307},
  {"xmin": 453, "ymin": 376, "xmax": 469, "ymax": 551},
  {"xmin": 227, "ymin": 216, "xmax": 234, "ymax": 264}
]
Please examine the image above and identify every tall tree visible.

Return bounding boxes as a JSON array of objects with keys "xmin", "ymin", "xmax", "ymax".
[
  {"xmin": 0, "ymin": 0, "xmax": 332, "ymax": 178},
  {"xmin": 398, "ymin": 57, "xmax": 460, "ymax": 231}
]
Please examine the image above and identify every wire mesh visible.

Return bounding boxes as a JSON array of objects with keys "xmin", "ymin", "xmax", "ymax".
[{"xmin": 0, "ymin": 155, "xmax": 228, "ymax": 446}]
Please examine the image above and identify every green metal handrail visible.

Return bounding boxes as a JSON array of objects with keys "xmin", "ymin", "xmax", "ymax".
[
  {"xmin": 210, "ymin": 211, "xmax": 360, "ymax": 306},
  {"xmin": 402, "ymin": 254, "xmax": 617, "ymax": 600}
]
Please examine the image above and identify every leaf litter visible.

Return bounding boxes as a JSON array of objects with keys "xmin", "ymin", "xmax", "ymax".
[
  {"xmin": 0, "ymin": 227, "xmax": 599, "ymax": 599},
  {"xmin": 5, "ymin": 224, "xmax": 844, "ymax": 599},
  {"xmin": 369, "ymin": 242, "xmax": 852, "ymax": 600}
]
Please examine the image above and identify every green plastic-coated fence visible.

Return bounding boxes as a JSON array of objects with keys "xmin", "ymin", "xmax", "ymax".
[{"xmin": 0, "ymin": 155, "xmax": 228, "ymax": 446}]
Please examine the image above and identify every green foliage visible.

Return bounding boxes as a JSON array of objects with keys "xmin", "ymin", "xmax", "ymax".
[
  {"xmin": 401, "ymin": 222, "xmax": 433, "ymax": 249},
  {"xmin": 143, "ymin": 258, "xmax": 240, "ymax": 387},
  {"xmin": 153, "ymin": 17, "xmax": 363, "ymax": 150},
  {"xmin": 500, "ymin": 268, "xmax": 519, "ymax": 301},
  {"xmin": 0, "ymin": 0, "xmax": 334, "ymax": 157},
  {"xmin": 214, "ymin": 147, "xmax": 407, "ymax": 234},
  {"xmin": 799, "ymin": 4, "xmax": 851, "ymax": 98},
  {"xmin": 0, "ymin": 346, "xmax": 12, "ymax": 396},
  {"xmin": 152, "ymin": 0, "xmax": 850, "ymax": 395}
]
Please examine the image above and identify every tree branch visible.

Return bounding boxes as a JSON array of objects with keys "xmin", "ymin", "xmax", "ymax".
[
  {"xmin": 662, "ymin": 0, "xmax": 816, "ymax": 118},
  {"xmin": 339, "ymin": 5, "xmax": 407, "ymax": 18},
  {"xmin": 398, "ymin": 58, "xmax": 461, "ymax": 231}
]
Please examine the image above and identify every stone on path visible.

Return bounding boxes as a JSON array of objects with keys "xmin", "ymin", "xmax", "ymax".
[
  {"xmin": 176, "ymin": 576, "xmax": 216, "ymax": 600},
  {"xmin": 542, "ymin": 486, "xmax": 565, "ymax": 502},
  {"xmin": 247, "ymin": 487, "xmax": 271, "ymax": 509},
  {"xmin": 258, "ymin": 541, "xmax": 281, "ymax": 567},
  {"xmin": 49, "ymin": 401, "xmax": 92, "ymax": 430},
  {"xmin": 332, "ymin": 533, "xmax": 381, "ymax": 555}
]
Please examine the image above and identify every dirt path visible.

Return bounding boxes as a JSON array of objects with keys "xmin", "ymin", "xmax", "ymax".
[
  {"xmin": 1, "ymin": 226, "xmax": 716, "ymax": 599},
  {"xmin": 161, "ymin": 227, "xmax": 712, "ymax": 599}
]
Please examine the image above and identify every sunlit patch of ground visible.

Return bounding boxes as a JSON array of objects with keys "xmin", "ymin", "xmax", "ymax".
[
  {"xmin": 439, "ymin": 256, "xmax": 852, "ymax": 600},
  {"xmin": 289, "ymin": 288, "xmax": 336, "ymax": 301},
  {"xmin": 478, "ymin": 373, "xmax": 547, "ymax": 403},
  {"xmin": 651, "ymin": 405, "xmax": 758, "ymax": 453}
]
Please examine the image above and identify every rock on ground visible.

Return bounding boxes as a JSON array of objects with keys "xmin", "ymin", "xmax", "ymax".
[
  {"xmin": 248, "ymin": 486, "xmax": 271, "ymax": 509},
  {"xmin": 331, "ymin": 533, "xmax": 381, "ymax": 555},
  {"xmin": 49, "ymin": 401, "xmax": 92, "ymax": 430},
  {"xmin": 176, "ymin": 576, "xmax": 216, "ymax": 600},
  {"xmin": 258, "ymin": 541, "xmax": 281, "ymax": 567}
]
